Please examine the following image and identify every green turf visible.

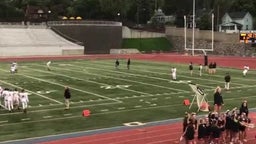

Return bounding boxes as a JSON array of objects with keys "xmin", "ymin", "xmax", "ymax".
[
  {"xmin": 0, "ymin": 59, "xmax": 255, "ymax": 141},
  {"xmin": 122, "ymin": 37, "xmax": 173, "ymax": 52}
]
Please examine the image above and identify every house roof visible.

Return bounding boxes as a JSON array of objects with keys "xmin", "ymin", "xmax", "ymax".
[
  {"xmin": 26, "ymin": 5, "xmax": 49, "ymax": 15},
  {"xmin": 228, "ymin": 12, "xmax": 248, "ymax": 19},
  {"xmin": 220, "ymin": 21, "xmax": 243, "ymax": 26}
]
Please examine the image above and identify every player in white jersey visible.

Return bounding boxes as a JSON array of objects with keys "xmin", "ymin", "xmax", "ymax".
[
  {"xmin": 6, "ymin": 90, "xmax": 14, "ymax": 112},
  {"xmin": 10, "ymin": 62, "xmax": 18, "ymax": 73},
  {"xmin": 46, "ymin": 61, "xmax": 52, "ymax": 71},
  {"xmin": 19, "ymin": 89, "xmax": 29, "ymax": 113},
  {"xmin": 171, "ymin": 67, "xmax": 177, "ymax": 80},
  {"xmin": 243, "ymin": 65, "xmax": 249, "ymax": 77},
  {"xmin": 2, "ymin": 89, "xmax": 9, "ymax": 110},
  {"xmin": 0, "ymin": 86, "xmax": 3, "ymax": 106},
  {"xmin": 10, "ymin": 65, "xmax": 16, "ymax": 73},
  {"xmin": 13, "ymin": 88, "xmax": 20, "ymax": 109},
  {"xmin": 199, "ymin": 64, "xmax": 203, "ymax": 76}
]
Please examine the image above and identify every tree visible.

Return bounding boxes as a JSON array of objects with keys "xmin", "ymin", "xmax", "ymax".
[{"xmin": 197, "ymin": 14, "xmax": 211, "ymax": 30}]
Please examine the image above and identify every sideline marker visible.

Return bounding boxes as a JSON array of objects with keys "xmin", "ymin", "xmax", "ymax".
[
  {"xmin": 82, "ymin": 109, "xmax": 91, "ymax": 117},
  {"xmin": 183, "ymin": 99, "xmax": 190, "ymax": 106}
]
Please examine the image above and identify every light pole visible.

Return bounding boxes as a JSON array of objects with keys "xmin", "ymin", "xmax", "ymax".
[
  {"xmin": 212, "ymin": 13, "xmax": 214, "ymax": 51},
  {"xmin": 117, "ymin": 12, "xmax": 120, "ymax": 22},
  {"xmin": 192, "ymin": 0, "xmax": 195, "ymax": 56},
  {"xmin": 136, "ymin": 2, "xmax": 140, "ymax": 26},
  {"xmin": 139, "ymin": 30, "xmax": 142, "ymax": 50},
  {"xmin": 184, "ymin": 15, "xmax": 187, "ymax": 49},
  {"xmin": 155, "ymin": 0, "xmax": 158, "ymax": 10},
  {"xmin": 47, "ymin": 10, "xmax": 51, "ymax": 26}
]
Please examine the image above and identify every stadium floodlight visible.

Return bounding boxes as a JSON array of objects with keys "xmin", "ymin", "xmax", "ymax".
[
  {"xmin": 192, "ymin": 0, "xmax": 195, "ymax": 56},
  {"xmin": 184, "ymin": 15, "xmax": 187, "ymax": 49},
  {"xmin": 212, "ymin": 13, "xmax": 214, "ymax": 51}
]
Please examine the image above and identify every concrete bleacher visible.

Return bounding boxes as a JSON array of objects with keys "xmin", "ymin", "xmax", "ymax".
[{"xmin": 0, "ymin": 25, "xmax": 84, "ymax": 56}]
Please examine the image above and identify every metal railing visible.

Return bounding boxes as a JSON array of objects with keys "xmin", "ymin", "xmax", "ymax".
[
  {"xmin": 47, "ymin": 20, "xmax": 122, "ymax": 26},
  {"xmin": 0, "ymin": 20, "xmax": 122, "ymax": 27}
]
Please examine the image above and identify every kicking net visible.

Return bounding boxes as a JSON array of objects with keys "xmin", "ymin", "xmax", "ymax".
[{"xmin": 188, "ymin": 83, "xmax": 209, "ymax": 112}]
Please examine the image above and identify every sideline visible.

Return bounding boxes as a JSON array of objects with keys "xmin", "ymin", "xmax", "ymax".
[{"xmin": 3, "ymin": 108, "xmax": 256, "ymax": 144}]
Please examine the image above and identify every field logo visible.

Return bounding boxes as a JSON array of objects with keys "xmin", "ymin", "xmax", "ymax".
[
  {"xmin": 100, "ymin": 85, "xmax": 131, "ymax": 89},
  {"xmin": 123, "ymin": 121, "xmax": 145, "ymax": 127}
]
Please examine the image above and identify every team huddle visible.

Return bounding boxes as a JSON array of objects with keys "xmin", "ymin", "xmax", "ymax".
[{"xmin": 0, "ymin": 87, "xmax": 29, "ymax": 113}]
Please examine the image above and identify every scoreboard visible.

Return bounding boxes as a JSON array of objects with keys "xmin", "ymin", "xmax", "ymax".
[{"xmin": 239, "ymin": 32, "xmax": 256, "ymax": 43}]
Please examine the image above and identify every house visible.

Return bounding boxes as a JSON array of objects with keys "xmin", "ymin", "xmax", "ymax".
[
  {"xmin": 25, "ymin": 5, "xmax": 50, "ymax": 23},
  {"xmin": 149, "ymin": 9, "xmax": 176, "ymax": 24},
  {"xmin": 219, "ymin": 12, "xmax": 253, "ymax": 33}
]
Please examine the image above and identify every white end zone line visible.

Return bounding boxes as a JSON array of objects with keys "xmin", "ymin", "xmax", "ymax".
[{"xmin": 0, "ymin": 79, "xmax": 63, "ymax": 104}]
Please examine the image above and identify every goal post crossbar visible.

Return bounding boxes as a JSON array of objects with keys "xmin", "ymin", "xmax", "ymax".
[{"xmin": 185, "ymin": 48, "xmax": 214, "ymax": 52}]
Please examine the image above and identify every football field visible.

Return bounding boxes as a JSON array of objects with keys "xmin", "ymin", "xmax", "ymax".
[{"xmin": 0, "ymin": 59, "xmax": 256, "ymax": 142}]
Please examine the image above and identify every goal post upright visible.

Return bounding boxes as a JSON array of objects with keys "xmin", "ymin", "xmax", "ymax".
[{"xmin": 183, "ymin": 13, "xmax": 215, "ymax": 54}]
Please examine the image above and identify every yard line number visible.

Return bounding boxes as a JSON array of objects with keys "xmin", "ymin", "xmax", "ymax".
[{"xmin": 100, "ymin": 85, "xmax": 131, "ymax": 89}]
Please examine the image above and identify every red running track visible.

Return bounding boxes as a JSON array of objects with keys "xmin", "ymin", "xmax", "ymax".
[
  {"xmin": 0, "ymin": 53, "xmax": 255, "ymax": 70},
  {"xmin": 41, "ymin": 113, "xmax": 256, "ymax": 144}
]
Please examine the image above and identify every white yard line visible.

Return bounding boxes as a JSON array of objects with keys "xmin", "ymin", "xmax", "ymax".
[
  {"xmin": 136, "ymin": 61, "xmax": 254, "ymax": 85},
  {"xmin": 0, "ymin": 101, "xmax": 121, "ymax": 116},
  {"xmin": 15, "ymin": 72, "xmax": 121, "ymax": 103},
  {"xmin": 155, "ymin": 63, "xmax": 256, "ymax": 83},
  {"xmin": 0, "ymin": 79, "xmax": 63, "ymax": 104},
  {"xmin": 21, "ymin": 118, "xmax": 31, "ymax": 121},
  {"xmin": 0, "ymin": 94, "xmax": 255, "ymax": 128},
  {"xmin": 92, "ymin": 61, "xmax": 249, "ymax": 87},
  {"xmin": 57, "ymin": 63, "xmax": 188, "ymax": 93},
  {"xmin": 43, "ymin": 116, "xmax": 53, "ymax": 119},
  {"xmin": 63, "ymin": 113, "xmax": 72, "ymax": 116},
  {"xmin": 0, "ymin": 104, "xmax": 179, "ymax": 127},
  {"xmin": 24, "ymin": 66, "xmax": 150, "ymax": 96},
  {"xmin": 0, "ymin": 120, "xmax": 8, "ymax": 124},
  {"xmin": 0, "ymin": 104, "xmax": 7, "ymax": 110},
  {"xmin": 21, "ymin": 98, "xmax": 111, "ymax": 109},
  {"xmin": 27, "ymin": 63, "xmax": 256, "ymax": 102}
]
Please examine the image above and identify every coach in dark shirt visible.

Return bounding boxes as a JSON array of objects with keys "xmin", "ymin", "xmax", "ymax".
[
  {"xmin": 224, "ymin": 73, "xmax": 231, "ymax": 90},
  {"xmin": 64, "ymin": 86, "xmax": 71, "ymax": 110}
]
